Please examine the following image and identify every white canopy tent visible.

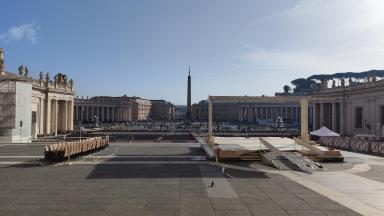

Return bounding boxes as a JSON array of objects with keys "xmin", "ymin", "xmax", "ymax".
[{"xmin": 310, "ymin": 127, "xmax": 340, "ymax": 137}]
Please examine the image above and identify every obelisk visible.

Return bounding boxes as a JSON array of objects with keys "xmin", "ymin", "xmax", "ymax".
[
  {"xmin": 186, "ymin": 67, "xmax": 192, "ymax": 122},
  {"xmin": 0, "ymin": 48, "xmax": 5, "ymax": 75}
]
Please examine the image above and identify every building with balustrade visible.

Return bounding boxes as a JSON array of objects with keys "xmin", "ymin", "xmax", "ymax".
[
  {"xmin": 192, "ymin": 96, "xmax": 307, "ymax": 127},
  {"xmin": 192, "ymin": 74, "xmax": 384, "ymax": 137},
  {"xmin": 0, "ymin": 48, "xmax": 75, "ymax": 142},
  {"xmin": 311, "ymin": 75, "xmax": 384, "ymax": 136},
  {"xmin": 74, "ymin": 96, "xmax": 174, "ymax": 123}
]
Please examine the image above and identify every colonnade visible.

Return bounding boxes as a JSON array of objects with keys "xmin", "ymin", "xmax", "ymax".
[
  {"xmin": 74, "ymin": 106, "xmax": 131, "ymax": 123},
  {"xmin": 312, "ymin": 101, "xmax": 343, "ymax": 134},
  {"xmin": 238, "ymin": 105, "xmax": 301, "ymax": 123},
  {"xmin": 42, "ymin": 99, "xmax": 73, "ymax": 135}
]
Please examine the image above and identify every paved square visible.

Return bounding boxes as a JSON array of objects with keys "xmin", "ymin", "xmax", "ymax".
[{"xmin": 0, "ymin": 142, "xmax": 368, "ymax": 215}]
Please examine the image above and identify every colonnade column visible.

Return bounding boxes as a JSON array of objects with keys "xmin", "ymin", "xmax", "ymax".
[
  {"xmin": 106, "ymin": 107, "xmax": 110, "ymax": 122},
  {"xmin": 340, "ymin": 101, "xmax": 344, "ymax": 135},
  {"xmin": 295, "ymin": 107, "xmax": 299, "ymax": 124},
  {"xmin": 319, "ymin": 103, "xmax": 324, "ymax": 127},
  {"xmin": 51, "ymin": 100, "xmax": 58, "ymax": 135},
  {"xmin": 44, "ymin": 98, "xmax": 51, "ymax": 135},
  {"xmin": 312, "ymin": 104, "xmax": 317, "ymax": 131},
  {"xmin": 80, "ymin": 106, "xmax": 84, "ymax": 122},
  {"xmin": 300, "ymin": 98, "xmax": 309, "ymax": 142},
  {"xmin": 74, "ymin": 106, "xmax": 77, "ymax": 122},
  {"xmin": 111, "ymin": 107, "xmax": 115, "ymax": 122},
  {"xmin": 101, "ymin": 107, "xmax": 105, "ymax": 122},
  {"xmin": 208, "ymin": 97, "xmax": 213, "ymax": 144},
  {"xmin": 331, "ymin": 103, "xmax": 337, "ymax": 131},
  {"xmin": 67, "ymin": 100, "xmax": 73, "ymax": 131},
  {"xmin": 39, "ymin": 98, "xmax": 44, "ymax": 134},
  {"xmin": 90, "ymin": 106, "xmax": 93, "ymax": 121},
  {"xmin": 61, "ymin": 101, "xmax": 68, "ymax": 132}
]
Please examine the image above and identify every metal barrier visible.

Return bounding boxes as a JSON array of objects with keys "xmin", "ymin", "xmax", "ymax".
[{"xmin": 320, "ymin": 136, "xmax": 384, "ymax": 156}]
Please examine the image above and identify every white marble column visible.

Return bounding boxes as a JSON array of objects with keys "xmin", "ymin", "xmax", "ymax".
[
  {"xmin": 268, "ymin": 107, "xmax": 272, "ymax": 119},
  {"xmin": 238, "ymin": 107, "xmax": 242, "ymax": 122},
  {"xmin": 62, "ymin": 101, "xmax": 68, "ymax": 132},
  {"xmin": 319, "ymin": 103, "xmax": 324, "ymax": 127},
  {"xmin": 51, "ymin": 100, "xmax": 58, "ymax": 135},
  {"xmin": 39, "ymin": 98, "xmax": 44, "ymax": 135},
  {"xmin": 208, "ymin": 97, "xmax": 213, "ymax": 144},
  {"xmin": 86, "ymin": 106, "xmax": 90, "ymax": 122},
  {"xmin": 44, "ymin": 98, "xmax": 51, "ymax": 135},
  {"xmin": 273, "ymin": 107, "xmax": 277, "ymax": 118},
  {"xmin": 80, "ymin": 106, "xmax": 84, "ymax": 122},
  {"xmin": 300, "ymin": 98, "xmax": 309, "ymax": 142},
  {"xmin": 106, "ymin": 107, "xmax": 109, "ymax": 122},
  {"xmin": 100, "ymin": 107, "xmax": 103, "ymax": 120},
  {"xmin": 312, "ymin": 104, "xmax": 317, "ymax": 131},
  {"xmin": 90, "ymin": 106, "xmax": 93, "ymax": 120},
  {"xmin": 67, "ymin": 100, "xmax": 73, "ymax": 131},
  {"xmin": 73, "ymin": 106, "xmax": 77, "ymax": 123},
  {"xmin": 340, "ymin": 102, "xmax": 344, "ymax": 135},
  {"xmin": 112, "ymin": 107, "xmax": 115, "ymax": 122},
  {"xmin": 332, "ymin": 102, "xmax": 337, "ymax": 131}
]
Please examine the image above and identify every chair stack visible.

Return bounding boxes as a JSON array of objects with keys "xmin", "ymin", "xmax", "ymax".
[{"xmin": 44, "ymin": 136, "xmax": 109, "ymax": 161}]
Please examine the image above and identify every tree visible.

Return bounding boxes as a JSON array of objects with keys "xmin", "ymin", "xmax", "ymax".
[
  {"xmin": 291, "ymin": 78, "xmax": 315, "ymax": 92},
  {"xmin": 283, "ymin": 85, "xmax": 291, "ymax": 94}
]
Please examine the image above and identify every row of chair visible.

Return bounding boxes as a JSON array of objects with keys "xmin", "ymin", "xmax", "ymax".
[{"xmin": 44, "ymin": 136, "xmax": 109, "ymax": 161}]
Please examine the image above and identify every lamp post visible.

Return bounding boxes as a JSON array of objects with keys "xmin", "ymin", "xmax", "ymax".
[
  {"xmin": 19, "ymin": 121, "xmax": 23, "ymax": 144},
  {"xmin": 80, "ymin": 107, "xmax": 84, "ymax": 139}
]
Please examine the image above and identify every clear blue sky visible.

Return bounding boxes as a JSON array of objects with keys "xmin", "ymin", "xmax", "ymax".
[{"xmin": 1, "ymin": 0, "xmax": 384, "ymax": 104}]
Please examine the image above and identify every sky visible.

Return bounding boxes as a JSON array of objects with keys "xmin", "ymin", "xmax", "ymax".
[{"xmin": 1, "ymin": 0, "xmax": 384, "ymax": 105}]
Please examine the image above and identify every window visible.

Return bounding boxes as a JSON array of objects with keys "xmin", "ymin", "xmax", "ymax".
[{"xmin": 355, "ymin": 107, "xmax": 363, "ymax": 128}]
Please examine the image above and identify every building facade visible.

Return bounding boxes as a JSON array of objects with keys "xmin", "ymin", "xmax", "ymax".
[
  {"xmin": 193, "ymin": 75, "xmax": 384, "ymax": 137},
  {"xmin": 74, "ymin": 96, "xmax": 174, "ymax": 123},
  {"xmin": 311, "ymin": 75, "xmax": 384, "ymax": 136},
  {"xmin": 149, "ymin": 100, "xmax": 175, "ymax": 121},
  {"xmin": 0, "ymin": 48, "xmax": 75, "ymax": 142},
  {"xmin": 192, "ymin": 96, "xmax": 307, "ymax": 126}
]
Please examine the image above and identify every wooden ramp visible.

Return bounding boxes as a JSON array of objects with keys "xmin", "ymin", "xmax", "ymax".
[
  {"xmin": 262, "ymin": 152, "xmax": 322, "ymax": 173},
  {"xmin": 260, "ymin": 137, "xmax": 322, "ymax": 173}
]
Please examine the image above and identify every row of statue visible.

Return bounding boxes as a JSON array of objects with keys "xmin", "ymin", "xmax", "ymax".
[
  {"xmin": 317, "ymin": 74, "xmax": 378, "ymax": 90},
  {"xmin": 38, "ymin": 71, "xmax": 73, "ymax": 86},
  {"xmin": 17, "ymin": 65, "xmax": 74, "ymax": 87}
]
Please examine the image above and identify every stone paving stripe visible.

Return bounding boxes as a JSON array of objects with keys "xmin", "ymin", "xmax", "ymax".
[{"xmin": 281, "ymin": 171, "xmax": 384, "ymax": 216}]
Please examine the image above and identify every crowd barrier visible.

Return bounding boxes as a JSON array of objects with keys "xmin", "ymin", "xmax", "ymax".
[
  {"xmin": 44, "ymin": 136, "xmax": 109, "ymax": 161},
  {"xmin": 320, "ymin": 136, "xmax": 384, "ymax": 156}
]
